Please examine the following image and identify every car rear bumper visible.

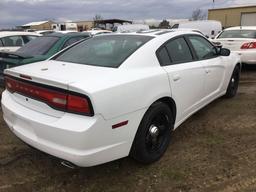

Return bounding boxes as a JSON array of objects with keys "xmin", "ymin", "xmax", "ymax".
[
  {"xmin": 1, "ymin": 90, "xmax": 143, "ymax": 167},
  {"xmin": 233, "ymin": 50, "xmax": 256, "ymax": 64}
]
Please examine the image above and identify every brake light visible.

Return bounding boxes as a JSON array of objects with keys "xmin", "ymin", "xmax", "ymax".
[
  {"xmin": 67, "ymin": 95, "xmax": 91, "ymax": 114},
  {"xmin": 241, "ymin": 42, "xmax": 256, "ymax": 49},
  {"xmin": 4, "ymin": 75, "xmax": 93, "ymax": 116}
]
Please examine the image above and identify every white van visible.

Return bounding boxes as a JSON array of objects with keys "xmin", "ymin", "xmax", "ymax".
[
  {"xmin": 172, "ymin": 20, "xmax": 222, "ymax": 39},
  {"xmin": 113, "ymin": 24, "xmax": 150, "ymax": 33}
]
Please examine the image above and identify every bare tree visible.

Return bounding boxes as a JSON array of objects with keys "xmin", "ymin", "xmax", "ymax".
[
  {"xmin": 191, "ymin": 9, "xmax": 207, "ymax": 21},
  {"xmin": 93, "ymin": 14, "xmax": 103, "ymax": 28}
]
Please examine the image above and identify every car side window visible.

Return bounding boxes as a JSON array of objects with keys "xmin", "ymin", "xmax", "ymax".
[
  {"xmin": 165, "ymin": 37, "xmax": 193, "ymax": 64},
  {"xmin": 157, "ymin": 47, "xmax": 171, "ymax": 66},
  {"xmin": 188, "ymin": 35, "xmax": 217, "ymax": 60},
  {"xmin": 62, "ymin": 37, "xmax": 86, "ymax": 49},
  {"xmin": 0, "ymin": 39, "xmax": 3, "ymax": 47},
  {"xmin": 2, "ymin": 36, "xmax": 24, "ymax": 47}
]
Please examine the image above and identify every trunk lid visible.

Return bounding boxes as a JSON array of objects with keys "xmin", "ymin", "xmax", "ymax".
[
  {"xmin": 4, "ymin": 60, "xmax": 119, "ymax": 91},
  {"xmin": 4, "ymin": 60, "xmax": 119, "ymax": 116}
]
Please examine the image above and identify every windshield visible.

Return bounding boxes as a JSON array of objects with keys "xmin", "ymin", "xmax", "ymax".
[
  {"xmin": 218, "ymin": 30, "xmax": 256, "ymax": 39},
  {"xmin": 16, "ymin": 36, "xmax": 60, "ymax": 55},
  {"xmin": 54, "ymin": 35, "xmax": 153, "ymax": 68}
]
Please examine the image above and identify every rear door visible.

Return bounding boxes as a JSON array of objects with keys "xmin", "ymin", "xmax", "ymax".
[
  {"xmin": 186, "ymin": 35, "xmax": 226, "ymax": 100},
  {"xmin": 157, "ymin": 36, "xmax": 206, "ymax": 124}
]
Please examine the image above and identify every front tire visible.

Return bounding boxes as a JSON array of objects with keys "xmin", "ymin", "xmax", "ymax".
[
  {"xmin": 130, "ymin": 102, "xmax": 173, "ymax": 164},
  {"xmin": 225, "ymin": 65, "xmax": 240, "ymax": 98}
]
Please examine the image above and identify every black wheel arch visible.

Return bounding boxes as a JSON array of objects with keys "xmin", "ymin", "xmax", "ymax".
[{"xmin": 151, "ymin": 97, "xmax": 177, "ymax": 127}]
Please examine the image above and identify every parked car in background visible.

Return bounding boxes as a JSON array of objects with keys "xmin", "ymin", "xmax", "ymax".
[
  {"xmin": 53, "ymin": 30, "xmax": 80, "ymax": 34},
  {"xmin": 2, "ymin": 30, "xmax": 240, "ymax": 167},
  {"xmin": 172, "ymin": 28, "xmax": 205, "ymax": 35},
  {"xmin": 0, "ymin": 31, "xmax": 41, "ymax": 52},
  {"xmin": 213, "ymin": 26, "xmax": 256, "ymax": 65},
  {"xmin": 35, "ymin": 30, "xmax": 55, "ymax": 36},
  {"xmin": 172, "ymin": 20, "xmax": 222, "ymax": 39},
  {"xmin": 0, "ymin": 32, "xmax": 90, "ymax": 85},
  {"xmin": 113, "ymin": 24, "xmax": 150, "ymax": 33},
  {"xmin": 86, "ymin": 29, "xmax": 112, "ymax": 36}
]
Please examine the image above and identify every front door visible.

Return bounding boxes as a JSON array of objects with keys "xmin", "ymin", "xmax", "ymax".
[{"xmin": 186, "ymin": 35, "xmax": 226, "ymax": 100}]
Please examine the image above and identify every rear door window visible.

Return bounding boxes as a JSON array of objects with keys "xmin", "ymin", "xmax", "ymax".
[
  {"xmin": 165, "ymin": 37, "xmax": 193, "ymax": 64},
  {"xmin": 157, "ymin": 47, "xmax": 171, "ymax": 66},
  {"xmin": 0, "ymin": 39, "xmax": 3, "ymax": 47}
]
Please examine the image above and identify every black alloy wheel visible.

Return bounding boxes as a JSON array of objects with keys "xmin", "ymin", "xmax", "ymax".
[{"xmin": 130, "ymin": 102, "xmax": 173, "ymax": 164}]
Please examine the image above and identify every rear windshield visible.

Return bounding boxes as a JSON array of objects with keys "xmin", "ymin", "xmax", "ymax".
[
  {"xmin": 218, "ymin": 30, "xmax": 256, "ymax": 39},
  {"xmin": 16, "ymin": 36, "xmax": 60, "ymax": 55},
  {"xmin": 54, "ymin": 35, "xmax": 153, "ymax": 68}
]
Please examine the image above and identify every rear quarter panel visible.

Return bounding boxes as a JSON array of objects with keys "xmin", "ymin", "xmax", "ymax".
[{"xmin": 69, "ymin": 67, "xmax": 171, "ymax": 120}]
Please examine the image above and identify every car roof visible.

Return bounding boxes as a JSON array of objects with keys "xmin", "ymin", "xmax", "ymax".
[
  {"xmin": 0, "ymin": 31, "xmax": 41, "ymax": 38},
  {"xmin": 99, "ymin": 29, "xmax": 203, "ymax": 38},
  {"xmin": 224, "ymin": 26, "xmax": 256, "ymax": 31},
  {"xmin": 44, "ymin": 32, "xmax": 90, "ymax": 38}
]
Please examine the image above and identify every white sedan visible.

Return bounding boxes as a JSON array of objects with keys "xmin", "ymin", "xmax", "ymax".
[
  {"xmin": 2, "ymin": 30, "xmax": 240, "ymax": 167},
  {"xmin": 86, "ymin": 29, "xmax": 112, "ymax": 36},
  {"xmin": 0, "ymin": 31, "xmax": 41, "ymax": 52},
  {"xmin": 214, "ymin": 26, "xmax": 256, "ymax": 64}
]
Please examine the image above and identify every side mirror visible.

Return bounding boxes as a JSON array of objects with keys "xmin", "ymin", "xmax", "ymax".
[{"xmin": 220, "ymin": 48, "xmax": 230, "ymax": 56}]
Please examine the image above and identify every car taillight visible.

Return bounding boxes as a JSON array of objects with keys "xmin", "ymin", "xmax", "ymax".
[
  {"xmin": 4, "ymin": 75, "xmax": 93, "ymax": 116},
  {"xmin": 241, "ymin": 42, "xmax": 256, "ymax": 49},
  {"xmin": 67, "ymin": 94, "xmax": 91, "ymax": 114}
]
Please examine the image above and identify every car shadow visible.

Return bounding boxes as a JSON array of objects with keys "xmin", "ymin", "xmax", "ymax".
[{"xmin": 242, "ymin": 64, "xmax": 256, "ymax": 71}]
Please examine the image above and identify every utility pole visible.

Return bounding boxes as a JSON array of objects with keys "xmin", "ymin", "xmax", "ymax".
[{"xmin": 212, "ymin": 0, "xmax": 215, "ymax": 9}]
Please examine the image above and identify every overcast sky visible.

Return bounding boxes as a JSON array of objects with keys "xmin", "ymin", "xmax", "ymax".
[{"xmin": 0, "ymin": 0, "xmax": 255, "ymax": 29}]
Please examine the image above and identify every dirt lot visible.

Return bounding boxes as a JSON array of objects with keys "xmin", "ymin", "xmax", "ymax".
[{"xmin": 0, "ymin": 66, "xmax": 256, "ymax": 192}]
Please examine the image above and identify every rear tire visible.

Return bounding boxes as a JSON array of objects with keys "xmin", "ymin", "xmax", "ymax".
[
  {"xmin": 130, "ymin": 102, "xmax": 173, "ymax": 164},
  {"xmin": 225, "ymin": 65, "xmax": 240, "ymax": 98}
]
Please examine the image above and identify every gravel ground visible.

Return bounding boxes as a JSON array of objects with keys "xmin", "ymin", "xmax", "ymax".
[{"xmin": 0, "ymin": 66, "xmax": 256, "ymax": 192}]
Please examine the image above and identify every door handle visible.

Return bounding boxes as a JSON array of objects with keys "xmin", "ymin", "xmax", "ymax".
[{"xmin": 173, "ymin": 74, "xmax": 181, "ymax": 82}]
